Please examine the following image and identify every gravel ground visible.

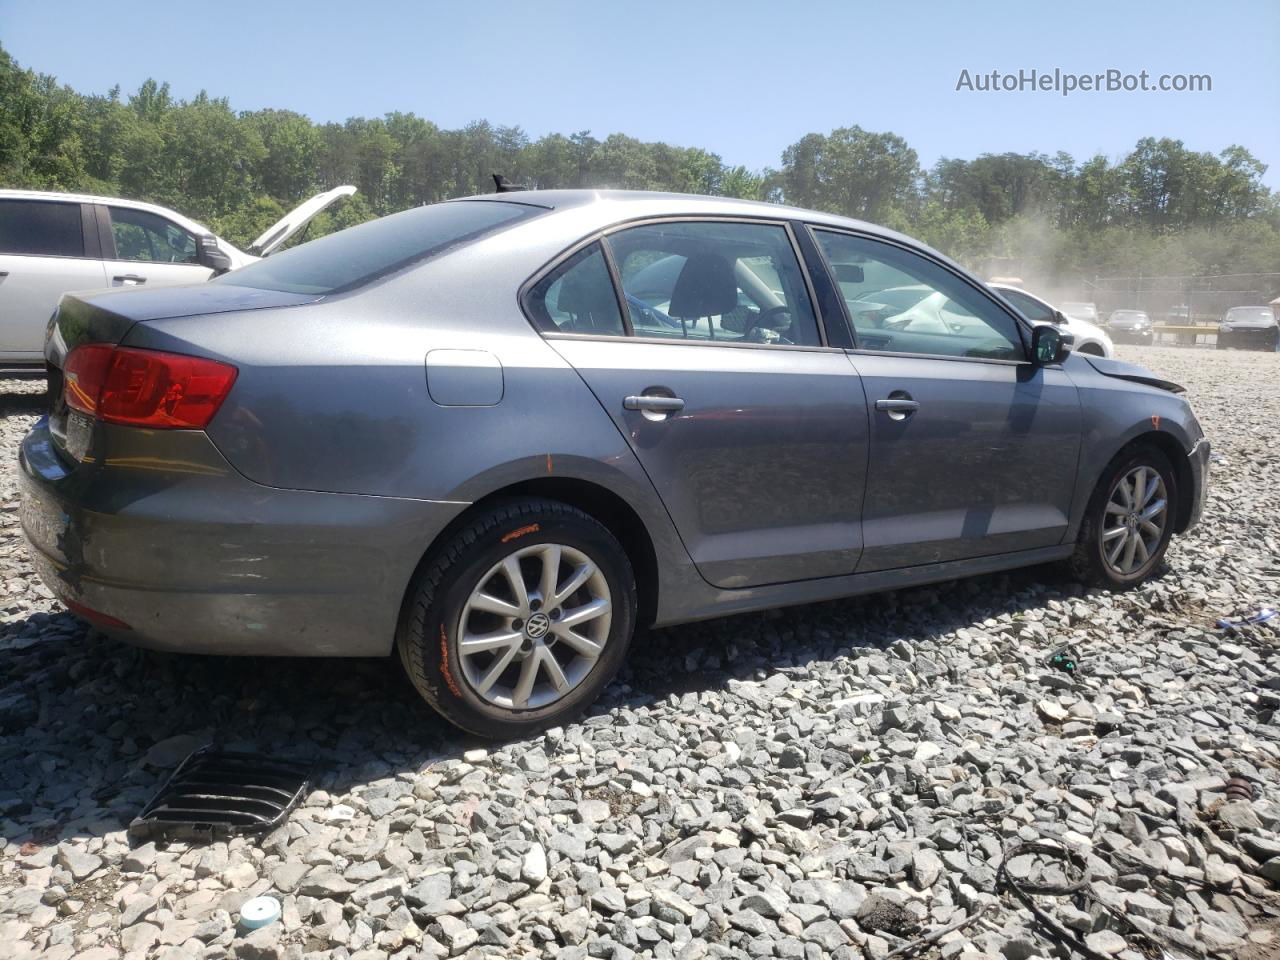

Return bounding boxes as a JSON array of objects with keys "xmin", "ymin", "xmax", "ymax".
[{"xmin": 2, "ymin": 344, "xmax": 1280, "ymax": 960}]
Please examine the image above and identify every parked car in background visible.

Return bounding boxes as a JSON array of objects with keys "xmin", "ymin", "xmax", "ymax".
[
  {"xmin": 988, "ymin": 283, "xmax": 1113, "ymax": 357},
  {"xmin": 1217, "ymin": 306, "xmax": 1279, "ymax": 351},
  {"xmin": 1061, "ymin": 301, "xmax": 1100, "ymax": 324},
  {"xmin": 1107, "ymin": 309, "xmax": 1155, "ymax": 345},
  {"xmin": 21, "ymin": 190, "xmax": 1209, "ymax": 738},
  {"xmin": 0, "ymin": 186, "xmax": 355, "ymax": 376}
]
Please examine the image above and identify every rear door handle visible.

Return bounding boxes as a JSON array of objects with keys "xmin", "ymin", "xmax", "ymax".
[
  {"xmin": 113, "ymin": 274, "xmax": 147, "ymax": 285},
  {"xmin": 624, "ymin": 395, "xmax": 685, "ymax": 413}
]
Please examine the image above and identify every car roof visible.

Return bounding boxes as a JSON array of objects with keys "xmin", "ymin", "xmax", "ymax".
[
  {"xmin": 0, "ymin": 188, "xmax": 213, "ymax": 235},
  {"xmin": 459, "ymin": 188, "xmax": 934, "ymax": 251}
]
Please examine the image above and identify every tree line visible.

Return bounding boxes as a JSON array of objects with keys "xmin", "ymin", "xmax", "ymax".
[{"xmin": 2, "ymin": 43, "xmax": 1276, "ymax": 287}]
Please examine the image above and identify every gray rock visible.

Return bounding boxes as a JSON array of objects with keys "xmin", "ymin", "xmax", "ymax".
[
  {"xmin": 55, "ymin": 846, "xmax": 102, "ymax": 881},
  {"xmin": 1083, "ymin": 930, "xmax": 1127, "ymax": 955},
  {"xmin": 297, "ymin": 868, "xmax": 356, "ymax": 899}
]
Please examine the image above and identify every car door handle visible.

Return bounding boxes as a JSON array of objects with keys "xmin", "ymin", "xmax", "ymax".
[
  {"xmin": 624, "ymin": 395, "xmax": 685, "ymax": 413},
  {"xmin": 875, "ymin": 396, "xmax": 920, "ymax": 420},
  {"xmin": 113, "ymin": 274, "xmax": 147, "ymax": 285}
]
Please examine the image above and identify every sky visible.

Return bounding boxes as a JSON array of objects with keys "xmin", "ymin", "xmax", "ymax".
[{"xmin": 3, "ymin": 0, "xmax": 1278, "ymax": 185}]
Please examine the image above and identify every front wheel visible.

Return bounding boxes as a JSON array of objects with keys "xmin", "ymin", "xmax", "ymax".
[
  {"xmin": 1069, "ymin": 447, "xmax": 1177, "ymax": 588},
  {"xmin": 398, "ymin": 499, "xmax": 636, "ymax": 739}
]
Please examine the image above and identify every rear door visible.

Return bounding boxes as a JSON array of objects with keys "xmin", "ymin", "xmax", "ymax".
[
  {"xmin": 100, "ymin": 204, "xmax": 212, "ymax": 289},
  {"xmin": 809, "ymin": 227, "xmax": 1082, "ymax": 572},
  {"xmin": 532, "ymin": 219, "xmax": 869, "ymax": 589},
  {"xmin": 0, "ymin": 198, "xmax": 107, "ymax": 361}
]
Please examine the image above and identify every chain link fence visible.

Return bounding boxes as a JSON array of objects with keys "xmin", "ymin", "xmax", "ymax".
[{"xmin": 1079, "ymin": 273, "xmax": 1280, "ymax": 324}]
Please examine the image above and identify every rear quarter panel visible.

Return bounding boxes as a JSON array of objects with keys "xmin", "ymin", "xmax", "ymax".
[{"xmin": 124, "ymin": 238, "xmax": 702, "ymax": 624}]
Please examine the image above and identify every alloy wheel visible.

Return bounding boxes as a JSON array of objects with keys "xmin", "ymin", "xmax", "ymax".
[
  {"xmin": 457, "ymin": 543, "xmax": 612, "ymax": 710},
  {"xmin": 1102, "ymin": 465, "xmax": 1168, "ymax": 576}
]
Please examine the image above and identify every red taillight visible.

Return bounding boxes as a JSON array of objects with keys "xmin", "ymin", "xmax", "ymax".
[{"xmin": 64, "ymin": 344, "xmax": 237, "ymax": 429}]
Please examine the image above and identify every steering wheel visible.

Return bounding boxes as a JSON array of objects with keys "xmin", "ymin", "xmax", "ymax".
[{"xmin": 743, "ymin": 305, "xmax": 795, "ymax": 343}]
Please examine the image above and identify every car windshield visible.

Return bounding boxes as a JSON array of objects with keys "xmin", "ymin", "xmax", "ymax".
[
  {"xmin": 220, "ymin": 200, "xmax": 539, "ymax": 295},
  {"xmin": 1225, "ymin": 307, "xmax": 1273, "ymax": 322},
  {"xmin": 1111, "ymin": 311, "xmax": 1148, "ymax": 321}
]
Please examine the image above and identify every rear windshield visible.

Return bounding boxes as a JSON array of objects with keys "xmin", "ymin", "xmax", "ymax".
[{"xmin": 219, "ymin": 200, "xmax": 538, "ymax": 295}]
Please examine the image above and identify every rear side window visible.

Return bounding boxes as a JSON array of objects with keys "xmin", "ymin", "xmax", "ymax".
[
  {"xmin": 526, "ymin": 243, "xmax": 625, "ymax": 336},
  {"xmin": 0, "ymin": 199, "xmax": 84, "ymax": 257},
  {"xmin": 607, "ymin": 221, "xmax": 821, "ymax": 346},
  {"xmin": 221, "ymin": 200, "xmax": 538, "ymax": 295}
]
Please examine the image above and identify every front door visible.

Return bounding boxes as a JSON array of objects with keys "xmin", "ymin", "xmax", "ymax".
[
  {"xmin": 809, "ymin": 227, "xmax": 1081, "ymax": 572},
  {"xmin": 101, "ymin": 205, "xmax": 212, "ymax": 289},
  {"xmin": 530, "ymin": 220, "xmax": 869, "ymax": 589}
]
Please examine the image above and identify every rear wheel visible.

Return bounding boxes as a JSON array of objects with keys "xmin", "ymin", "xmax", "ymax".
[
  {"xmin": 398, "ymin": 499, "xmax": 636, "ymax": 739},
  {"xmin": 1069, "ymin": 446, "xmax": 1177, "ymax": 588}
]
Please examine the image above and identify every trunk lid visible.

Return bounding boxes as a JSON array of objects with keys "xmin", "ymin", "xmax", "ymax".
[
  {"xmin": 247, "ymin": 185, "xmax": 357, "ymax": 257},
  {"xmin": 45, "ymin": 283, "xmax": 319, "ymax": 460}
]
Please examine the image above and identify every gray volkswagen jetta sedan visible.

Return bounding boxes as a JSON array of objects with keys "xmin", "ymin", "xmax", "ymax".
[{"xmin": 21, "ymin": 190, "xmax": 1209, "ymax": 737}]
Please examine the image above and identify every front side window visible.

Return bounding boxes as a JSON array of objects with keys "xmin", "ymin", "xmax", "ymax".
[
  {"xmin": 109, "ymin": 207, "xmax": 197, "ymax": 263},
  {"xmin": 998, "ymin": 287, "xmax": 1056, "ymax": 324},
  {"xmin": 0, "ymin": 200, "xmax": 84, "ymax": 257},
  {"xmin": 814, "ymin": 230, "xmax": 1025, "ymax": 361},
  {"xmin": 526, "ymin": 242, "xmax": 625, "ymax": 336},
  {"xmin": 606, "ymin": 221, "xmax": 821, "ymax": 346}
]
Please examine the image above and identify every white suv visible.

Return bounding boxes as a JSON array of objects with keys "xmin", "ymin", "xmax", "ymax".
[
  {"xmin": 989, "ymin": 284, "xmax": 1114, "ymax": 358},
  {"xmin": 0, "ymin": 186, "xmax": 354, "ymax": 375}
]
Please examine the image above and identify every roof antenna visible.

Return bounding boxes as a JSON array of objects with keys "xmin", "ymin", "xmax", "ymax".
[{"xmin": 492, "ymin": 173, "xmax": 529, "ymax": 193}]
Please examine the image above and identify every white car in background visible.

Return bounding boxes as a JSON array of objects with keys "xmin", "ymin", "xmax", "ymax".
[
  {"xmin": 989, "ymin": 284, "xmax": 1114, "ymax": 357},
  {"xmin": 0, "ymin": 185, "xmax": 355, "ymax": 375}
]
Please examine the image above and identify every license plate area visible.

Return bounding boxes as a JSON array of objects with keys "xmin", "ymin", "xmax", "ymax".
[{"xmin": 64, "ymin": 411, "xmax": 93, "ymax": 462}]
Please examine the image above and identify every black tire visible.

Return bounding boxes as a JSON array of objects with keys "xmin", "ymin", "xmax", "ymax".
[
  {"xmin": 397, "ymin": 498, "xmax": 636, "ymax": 739},
  {"xmin": 1068, "ymin": 445, "xmax": 1178, "ymax": 588}
]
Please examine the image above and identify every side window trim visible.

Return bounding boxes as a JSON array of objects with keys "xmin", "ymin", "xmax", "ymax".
[
  {"xmin": 596, "ymin": 238, "xmax": 634, "ymax": 337},
  {"xmin": 79, "ymin": 204, "xmax": 102, "ymax": 259},
  {"xmin": 520, "ymin": 215, "xmax": 861, "ymax": 352},
  {"xmin": 795, "ymin": 223, "xmax": 854, "ymax": 349},
  {"xmin": 808, "ymin": 224, "xmax": 1032, "ymax": 362},
  {"xmin": 93, "ymin": 205, "xmax": 117, "ymax": 259}
]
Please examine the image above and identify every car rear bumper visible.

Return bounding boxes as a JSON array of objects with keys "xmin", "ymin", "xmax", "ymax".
[
  {"xmin": 1217, "ymin": 327, "xmax": 1279, "ymax": 350},
  {"xmin": 19, "ymin": 418, "xmax": 468, "ymax": 656}
]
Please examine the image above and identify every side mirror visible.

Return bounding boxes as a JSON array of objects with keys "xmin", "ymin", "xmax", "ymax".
[
  {"xmin": 1031, "ymin": 324, "xmax": 1073, "ymax": 364},
  {"xmin": 195, "ymin": 235, "xmax": 233, "ymax": 276},
  {"xmin": 833, "ymin": 263, "xmax": 865, "ymax": 284},
  {"xmin": 1052, "ymin": 310, "xmax": 1069, "ymax": 325}
]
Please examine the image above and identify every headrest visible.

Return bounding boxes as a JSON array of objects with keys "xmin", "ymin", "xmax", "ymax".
[
  {"xmin": 556, "ymin": 268, "xmax": 618, "ymax": 322},
  {"xmin": 667, "ymin": 252, "xmax": 738, "ymax": 319}
]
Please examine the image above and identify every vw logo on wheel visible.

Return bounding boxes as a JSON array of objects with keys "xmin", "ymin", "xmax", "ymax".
[{"xmin": 525, "ymin": 613, "xmax": 551, "ymax": 640}]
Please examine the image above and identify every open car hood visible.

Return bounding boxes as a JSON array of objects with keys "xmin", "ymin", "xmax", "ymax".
[
  {"xmin": 1084, "ymin": 355, "xmax": 1185, "ymax": 393},
  {"xmin": 247, "ymin": 185, "xmax": 357, "ymax": 257}
]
